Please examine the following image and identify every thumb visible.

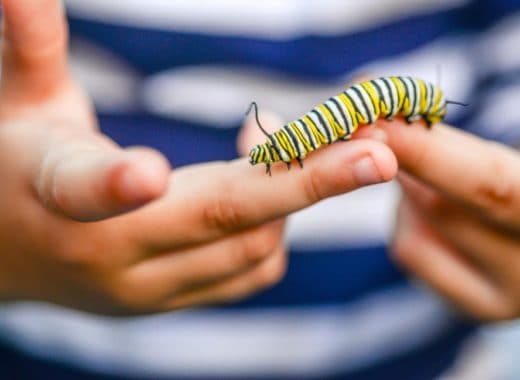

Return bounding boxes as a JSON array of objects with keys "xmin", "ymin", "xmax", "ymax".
[
  {"xmin": 0, "ymin": 0, "xmax": 70, "ymax": 102},
  {"xmin": 35, "ymin": 134, "xmax": 171, "ymax": 222}
]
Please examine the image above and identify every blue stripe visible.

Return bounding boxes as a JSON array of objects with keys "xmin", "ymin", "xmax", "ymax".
[
  {"xmin": 99, "ymin": 114, "xmax": 240, "ymax": 167},
  {"xmin": 461, "ymin": 1, "xmax": 520, "ymax": 30},
  {"xmin": 70, "ymin": 9, "xmax": 461, "ymax": 80},
  {"xmin": 237, "ymin": 245, "xmax": 404, "ymax": 308},
  {"xmin": 0, "ymin": 321, "xmax": 475, "ymax": 380}
]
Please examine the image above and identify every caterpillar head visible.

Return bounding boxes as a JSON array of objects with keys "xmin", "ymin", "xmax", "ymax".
[
  {"xmin": 248, "ymin": 143, "xmax": 279, "ymax": 166},
  {"xmin": 249, "ymin": 143, "xmax": 269, "ymax": 165}
]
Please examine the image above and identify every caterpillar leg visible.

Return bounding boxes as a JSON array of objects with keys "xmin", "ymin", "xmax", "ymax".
[
  {"xmin": 297, "ymin": 158, "xmax": 304, "ymax": 169},
  {"xmin": 406, "ymin": 115, "xmax": 422, "ymax": 125},
  {"xmin": 266, "ymin": 163, "xmax": 272, "ymax": 176},
  {"xmin": 422, "ymin": 115, "xmax": 433, "ymax": 129},
  {"xmin": 286, "ymin": 162, "xmax": 291, "ymax": 170}
]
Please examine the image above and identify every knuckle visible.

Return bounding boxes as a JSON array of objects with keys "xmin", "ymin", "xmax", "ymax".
[
  {"xmin": 474, "ymin": 150, "xmax": 516, "ymax": 219},
  {"xmin": 256, "ymin": 249, "xmax": 287, "ymax": 287},
  {"xmin": 50, "ymin": 235, "xmax": 103, "ymax": 269},
  {"xmin": 250, "ymin": 224, "xmax": 283, "ymax": 260},
  {"xmin": 303, "ymin": 168, "xmax": 325, "ymax": 204},
  {"xmin": 48, "ymin": 228, "xmax": 119, "ymax": 270},
  {"xmin": 418, "ymin": 190, "xmax": 449, "ymax": 215},
  {"xmin": 232, "ymin": 225, "xmax": 282, "ymax": 267},
  {"xmin": 106, "ymin": 275, "xmax": 157, "ymax": 312},
  {"xmin": 203, "ymin": 191, "xmax": 244, "ymax": 231}
]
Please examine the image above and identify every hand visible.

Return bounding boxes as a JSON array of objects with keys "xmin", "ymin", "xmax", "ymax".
[
  {"xmin": 362, "ymin": 120, "xmax": 520, "ymax": 321},
  {"xmin": 0, "ymin": 0, "xmax": 398, "ymax": 315}
]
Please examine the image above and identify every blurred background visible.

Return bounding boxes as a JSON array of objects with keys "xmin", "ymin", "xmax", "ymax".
[{"xmin": 0, "ymin": 1, "xmax": 520, "ymax": 379}]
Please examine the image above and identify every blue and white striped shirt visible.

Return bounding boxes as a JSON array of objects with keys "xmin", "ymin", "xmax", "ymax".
[{"xmin": 1, "ymin": 1, "xmax": 520, "ymax": 379}]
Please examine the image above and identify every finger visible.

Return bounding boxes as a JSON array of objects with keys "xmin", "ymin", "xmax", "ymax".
[
  {"xmin": 399, "ymin": 172, "xmax": 520, "ymax": 282},
  {"xmin": 130, "ymin": 138, "xmax": 398, "ymax": 250},
  {"xmin": 165, "ymin": 244, "xmax": 287, "ymax": 310},
  {"xmin": 392, "ymin": 199, "xmax": 514, "ymax": 321},
  {"xmin": 36, "ymin": 134, "xmax": 171, "ymax": 221},
  {"xmin": 1, "ymin": 0, "xmax": 70, "ymax": 101},
  {"xmin": 124, "ymin": 220, "xmax": 285, "ymax": 298},
  {"xmin": 365, "ymin": 121, "xmax": 520, "ymax": 228}
]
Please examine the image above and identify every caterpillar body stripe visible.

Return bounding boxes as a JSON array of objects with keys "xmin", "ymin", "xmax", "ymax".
[{"xmin": 248, "ymin": 76, "xmax": 463, "ymax": 175}]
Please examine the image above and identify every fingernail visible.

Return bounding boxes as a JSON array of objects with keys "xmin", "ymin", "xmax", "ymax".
[{"xmin": 353, "ymin": 156, "xmax": 383, "ymax": 186}]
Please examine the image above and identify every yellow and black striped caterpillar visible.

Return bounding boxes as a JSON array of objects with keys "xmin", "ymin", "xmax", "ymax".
[{"xmin": 247, "ymin": 76, "xmax": 465, "ymax": 175}]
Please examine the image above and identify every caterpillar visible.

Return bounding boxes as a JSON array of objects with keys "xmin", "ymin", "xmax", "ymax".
[{"xmin": 247, "ymin": 76, "xmax": 465, "ymax": 175}]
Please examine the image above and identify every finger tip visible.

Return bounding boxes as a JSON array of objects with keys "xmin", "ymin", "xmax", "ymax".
[
  {"xmin": 334, "ymin": 139, "xmax": 398, "ymax": 183},
  {"xmin": 370, "ymin": 142, "xmax": 399, "ymax": 182},
  {"xmin": 113, "ymin": 150, "xmax": 171, "ymax": 207}
]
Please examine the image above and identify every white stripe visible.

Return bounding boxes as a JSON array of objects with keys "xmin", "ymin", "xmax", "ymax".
[
  {"xmin": 440, "ymin": 321, "xmax": 520, "ymax": 380},
  {"xmin": 276, "ymin": 135, "xmax": 292, "ymax": 162},
  {"xmin": 382, "ymin": 77, "xmax": 400, "ymax": 117},
  {"xmin": 360, "ymin": 36, "xmax": 474, "ymax": 121},
  {"xmin": 345, "ymin": 88, "xmax": 369, "ymax": 122},
  {"xmin": 324, "ymin": 100, "xmax": 347, "ymax": 135},
  {"xmin": 400, "ymin": 77, "xmax": 415, "ymax": 117},
  {"xmin": 331, "ymin": 95, "xmax": 355, "ymax": 134},
  {"xmin": 313, "ymin": 108, "xmax": 335, "ymax": 139},
  {"xmin": 426, "ymin": 81, "xmax": 435, "ymax": 113},
  {"xmin": 404, "ymin": 77, "xmax": 421, "ymax": 120},
  {"xmin": 287, "ymin": 181, "xmax": 400, "ymax": 249},
  {"xmin": 410, "ymin": 78, "xmax": 422, "ymax": 116},
  {"xmin": 0, "ymin": 285, "xmax": 456, "ymax": 378},
  {"xmin": 467, "ymin": 83, "xmax": 520, "ymax": 144},
  {"xmin": 297, "ymin": 119, "xmax": 319, "ymax": 149},
  {"xmin": 69, "ymin": 39, "xmax": 140, "ymax": 112},
  {"xmin": 474, "ymin": 12, "xmax": 520, "ymax": 77},
  {"xmin": 142, "ymin": 66, "xmax": 353, "ymax": 128},
  {"xmin": 373, "ymin": 79, "xmax": 391, "ymax": 117},
  {"xmin": 64, "ymin": 0, "xmax": 469, "ymax": 40},
  {"xmin": 353, "ymin": 84, "xmax": 377, "ymax": 122},
  {"xmin": 140, "ymin": 37, "xmax": 474, "ymax": 127},
  {"xmin": 307, "ymin": 111, "xmax": 329, "ymax": 143},
  {"xmin": 285, "ymin": 125, "xmax": 306, "ymax": 158}
]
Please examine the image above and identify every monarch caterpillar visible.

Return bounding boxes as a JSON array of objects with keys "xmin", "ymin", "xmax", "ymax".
[{"xmin": 247, "ymin": 76, "xmax": 466, "ymax": 175}]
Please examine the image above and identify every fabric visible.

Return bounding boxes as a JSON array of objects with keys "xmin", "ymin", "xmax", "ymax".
[{"xmin": 1, "ymin": 1, "xmax": 519, "ymax": 379}]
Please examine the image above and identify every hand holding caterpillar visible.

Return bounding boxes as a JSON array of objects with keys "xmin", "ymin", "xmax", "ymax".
[{"xmin": 247, "ymin": 76, "xmax": 466, "ymax": 175}]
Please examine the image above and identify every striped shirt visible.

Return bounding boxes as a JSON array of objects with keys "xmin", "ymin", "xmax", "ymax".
[{"xmin": 1, "ymin": 1, "xmax": 520, "ymax": 379}]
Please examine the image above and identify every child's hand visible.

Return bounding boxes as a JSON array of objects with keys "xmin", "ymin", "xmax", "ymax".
[
  {"xmin": 0, "ymin": 0, "xmax": 398, "ymax": 314},
  {"xmin": 364, "ymin": 120, "xmax": 520, "ymax": 321}
]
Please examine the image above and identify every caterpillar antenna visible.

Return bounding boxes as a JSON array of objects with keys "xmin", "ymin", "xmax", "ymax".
[
  {"xmin": 436, "ymin": 64, "xmax": 442, "ymax": 88},
  {"xmin": 446, "ymin": 100, "xmax": 469, "ymax": 107},
  {"xmin": 245, "ymin": 101, "xmax": 270, "ymax": 137}
]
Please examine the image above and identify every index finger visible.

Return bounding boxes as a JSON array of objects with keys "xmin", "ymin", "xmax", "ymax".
[
  {"xmin": 1, "ymin": 0, "xmax": 69, "ymax": 101},
  {"xmin": 373, "ymin": 120, "xmax": 520, "ymax": 227},
  {"xmin": 126, "ymin": 138, "xmax": 397, "ymax": 251}
]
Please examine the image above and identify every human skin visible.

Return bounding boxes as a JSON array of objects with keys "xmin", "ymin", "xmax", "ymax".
[
  {"xmin": 0, "ymin": 0, "xmax": 397, "ymax": 315},
  {"xmin": 240, "ymin": 77, "xmax": 520, "ymax": 322},
  {"xmin": 358, "ymin": 121, "xmax": 520, "ymax": 321}
]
